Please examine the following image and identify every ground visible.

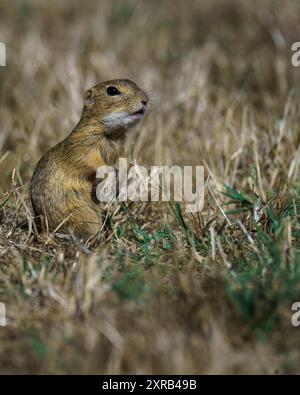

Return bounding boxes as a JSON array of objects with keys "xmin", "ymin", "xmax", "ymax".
[{"xmin": 0, "ymin": 0, "xmax": 300, "ymax": 374}]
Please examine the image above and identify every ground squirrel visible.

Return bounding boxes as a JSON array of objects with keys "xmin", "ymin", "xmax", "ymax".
[{"xmin": 30, "ymin": 79, "xmax": 148, "ymax": 239}]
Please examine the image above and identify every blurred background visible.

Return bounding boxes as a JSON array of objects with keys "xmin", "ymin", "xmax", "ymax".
[{"xmin": 1, "ymin": 0, "xmax": 300, "ymax": 188}]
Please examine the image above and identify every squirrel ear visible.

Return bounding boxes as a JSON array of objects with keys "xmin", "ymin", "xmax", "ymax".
[{"xmin": 84, "ymin": 89, "xmax": 95, "ymax": 108}]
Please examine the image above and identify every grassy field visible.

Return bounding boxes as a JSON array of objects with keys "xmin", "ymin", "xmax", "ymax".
[{"xmin": 1, "ymin": 0, "xmax": 300, "ymax": 374}]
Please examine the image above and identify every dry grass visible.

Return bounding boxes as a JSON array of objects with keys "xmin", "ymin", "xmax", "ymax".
[{"xmin": 1, "ymin": 0, "xmax": 300, "ymax": 374}]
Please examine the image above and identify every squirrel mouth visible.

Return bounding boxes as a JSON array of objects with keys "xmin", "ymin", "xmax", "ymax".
[
  {"xmin": 102, "ymin": 107, "xmax": 146, "ymax": 130},
  {"xmin": 132, "ymin": 107, "xmax": 146, "ymax": 117}
]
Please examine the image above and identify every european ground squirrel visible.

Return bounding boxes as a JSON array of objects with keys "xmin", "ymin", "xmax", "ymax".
[{"xmin": 30, "ymin": 79, "xmax": 148, "ymax": 239}]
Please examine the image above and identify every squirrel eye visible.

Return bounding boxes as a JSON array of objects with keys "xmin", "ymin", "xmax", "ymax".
[{"xmin": 106, "ymin": 86, "xmax": 121, "ymax": 96}]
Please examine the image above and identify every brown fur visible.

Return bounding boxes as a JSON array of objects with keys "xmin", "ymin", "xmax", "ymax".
[{"xmin": 30, "ymin": 79, "xmax": 148, "ymax": 238}]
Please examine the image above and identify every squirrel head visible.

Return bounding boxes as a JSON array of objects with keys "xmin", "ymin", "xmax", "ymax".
[{"xmin": 82, "ymin": 79, "xmax": 148, "ymax": 133}]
